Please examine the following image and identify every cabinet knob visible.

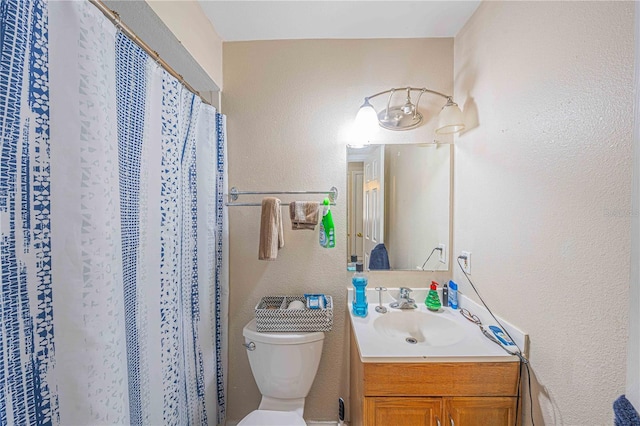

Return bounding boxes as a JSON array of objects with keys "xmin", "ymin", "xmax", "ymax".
[
  {"xmin": 435, "ymin": 415, "xmax": 441, "ymax": 426},
  {"xmin": 357, "ymin": 232, "xmax": 363, "ymax": 237},
  {"xmin": 449, "ymin": 414, "xmax": 455, "ymax": 426}
]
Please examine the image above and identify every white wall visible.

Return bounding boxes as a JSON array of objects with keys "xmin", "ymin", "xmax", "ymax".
[
  {"xmin": 453, "ymin": 2, "xmax": 634, "ymax": 424},
  {"xmin": 104, "ymin": 0, "xmax": 220, "ymax": 107},
  {"xmin": 628, "ymin": 0, "xmax": 640, "ymax": 411},
  {"xmin": 146, "ymin": 0, "xmax": 223, "ymax": 91},
  {"xmin": 223, "ymin": 38, "xmax": 454, "ymax": 422},
  {"xmin": 385, "ymin": 144, "xmax": 450, "ymax": 270}
]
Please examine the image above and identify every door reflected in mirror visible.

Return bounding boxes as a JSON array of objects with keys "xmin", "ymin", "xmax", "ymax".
[{"xmin": 347, "ymin": 143, "xmax": 451, "ymax": 271}]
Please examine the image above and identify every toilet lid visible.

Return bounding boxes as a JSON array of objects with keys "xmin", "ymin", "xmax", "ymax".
[{"xmin": 238, "ymin": 409, "xmax": 306, "ymax": 426}]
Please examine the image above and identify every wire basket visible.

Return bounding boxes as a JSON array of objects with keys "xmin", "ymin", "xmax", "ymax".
[{"xmin": 255, "ymin": 295, "xmax": 333, "ymax": 332}]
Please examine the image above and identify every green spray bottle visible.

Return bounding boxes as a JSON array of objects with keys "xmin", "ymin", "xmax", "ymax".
[{"xmin": 319, "ymin": 198, "xmax": 335, "ymax": 248}]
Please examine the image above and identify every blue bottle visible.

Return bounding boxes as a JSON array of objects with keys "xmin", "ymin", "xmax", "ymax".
[
  {"xmin": 448, "ymin": 280, "xmax": 458, "ymax": 309},
  {"xmin": 352, "ymin": 263, "xmax": 368, "ymax": 317}
]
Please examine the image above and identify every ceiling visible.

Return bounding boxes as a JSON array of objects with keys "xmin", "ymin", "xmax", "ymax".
[{"xmin": 198, "ymin": 1, "xmax": 481, "ymax": 42}]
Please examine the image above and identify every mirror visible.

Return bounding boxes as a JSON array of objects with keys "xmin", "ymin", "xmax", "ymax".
[{"xmin": 347, "ymin": 143, "xmax": 451, "ymax": 271}]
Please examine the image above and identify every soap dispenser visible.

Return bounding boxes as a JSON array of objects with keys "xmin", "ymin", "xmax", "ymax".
[
  {"xmin": 426, "ymin": 281, "xmax": 442, "ymax": 311},
  {"xmin": 351, "ymin": 263, "xmax": 368, "ymax": 317}
]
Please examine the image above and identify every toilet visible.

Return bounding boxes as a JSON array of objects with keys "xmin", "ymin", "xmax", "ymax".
[{"xmin": 238, "ymin": 319, "xmax": 325, "ymax": 426}]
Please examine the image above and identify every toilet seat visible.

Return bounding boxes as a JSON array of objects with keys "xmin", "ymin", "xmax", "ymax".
[{"xmin": 238, "ymin": 409, "xmax": 306, "ymax": 426}]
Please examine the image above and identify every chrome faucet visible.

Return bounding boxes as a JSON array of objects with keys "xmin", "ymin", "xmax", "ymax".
[{"xmin": 390, "ymin": 287, "xmax": 418, "ymax": 310}]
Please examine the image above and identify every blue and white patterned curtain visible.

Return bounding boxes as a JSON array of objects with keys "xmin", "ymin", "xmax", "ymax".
[{"xmin": 0, "ymin": 0, "xmax": 228, "ymax": 424}]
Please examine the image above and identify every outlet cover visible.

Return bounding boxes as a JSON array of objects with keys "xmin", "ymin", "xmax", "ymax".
[
  {"xmin": 461, "ymin": 251, "xmax": 471, "ymax": 274},
  {"xmin": 438, "ymin": 243, "xmax": 446, "ymax": 264}
]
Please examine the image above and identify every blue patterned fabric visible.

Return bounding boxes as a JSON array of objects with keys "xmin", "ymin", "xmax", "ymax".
[
  {"xmin": 0, "ymin": 0, "xmax": 57, "ymax": 424},
  {"xmin": 159, "ymin": 69, "xmax": 188, "ymax": 424},
  {"xmin": 214, "ymin": 112, "xmax": 226, "ymax": 423},
  {"xmin": 180, "ymin": 94, "xmax": 208, "ymax": 424},
  {"xmin": 614, "ymin": 395, "xmax": 640, "ymax": 426},
  {"xmin": 115, "ymin": 32, "xmax": 149, "ymax": 426},
  {"xmin": 1, "ymin": 1, "xmax": 227, "ymax": 424}
]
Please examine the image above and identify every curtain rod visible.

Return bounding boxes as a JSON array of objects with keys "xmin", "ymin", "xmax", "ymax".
[{"xmin": 88, "ymin": 0, "xmax": 213, "ymax": 107}]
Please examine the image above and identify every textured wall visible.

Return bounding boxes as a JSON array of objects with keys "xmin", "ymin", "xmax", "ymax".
[
  {"xmin": 223, "ymin": 38, "xmax": 453, "ymax": 422},
  {"xmin": 104, "ymin": 0, "xmax": 220, "ymax": 102},
  {"xmin": 453, "ymin": 2, "xmax": 634, "ymax": 424},
  {"xmin": 145, "ymin": 0, "xmax": 223, "ymax": 90},
  {"xmin": 629, "ymin": 2, "xmax": 640, "ymax": 410}
]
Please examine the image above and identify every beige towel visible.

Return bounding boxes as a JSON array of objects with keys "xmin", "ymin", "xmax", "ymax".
[
  {"xmin": 289, "ymin": 201, "xmax": 320, "ymax": 230},
  {"xmin": 259, "ymin": 197, "xmax": 284, "ymax": 260}
]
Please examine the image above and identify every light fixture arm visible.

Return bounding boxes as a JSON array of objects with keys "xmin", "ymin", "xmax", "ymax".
[
  {"xmin": 383, "ymin": 89, "xmax": 396, "ymax": 121},
  {"xmin": 413, "ymin": 89, "xmax": 425, "ymax": 119},
  {"xmin": 364, "ymin": 86, "xmax": 451, "ymax": 103}
]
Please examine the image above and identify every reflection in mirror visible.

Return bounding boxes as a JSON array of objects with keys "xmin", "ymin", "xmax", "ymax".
[{"xmin": 347, "ymin": 143, "xmax": 451, "ymax": 271}]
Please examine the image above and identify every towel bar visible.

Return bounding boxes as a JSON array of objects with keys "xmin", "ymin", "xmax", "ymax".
[{"xmin": 226, "ymin": 186, "xmax": 338, "ymax": 207}]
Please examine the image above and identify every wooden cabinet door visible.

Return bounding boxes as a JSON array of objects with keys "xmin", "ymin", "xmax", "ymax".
[
  {"xmin": 365, "ymin": 397, "xmax": 443, "ymax": 426},
  {"xmin": 445, "ymin": 397, "xmax": 518, "ymax": 426}
]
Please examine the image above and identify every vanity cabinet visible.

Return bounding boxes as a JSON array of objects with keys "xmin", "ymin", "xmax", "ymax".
[
  {"xmin": 350, "ymin": 333, "xmax": 520, "ymax": 426},
  {"xmin": 364, "ymin": 397, "xmax": 442, "ymax": 426},
  {"xmin": 445, "ymin": 397, "xmax": 518, "ymax": 425},
  {"xmin": 363, "ymin": 396, "xmax": 517, "ymax": 426}
]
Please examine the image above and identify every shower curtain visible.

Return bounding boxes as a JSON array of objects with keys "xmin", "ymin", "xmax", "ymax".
[{"xmin": 0, "ymin": 0, "xmax": 228, "ymax": 424}]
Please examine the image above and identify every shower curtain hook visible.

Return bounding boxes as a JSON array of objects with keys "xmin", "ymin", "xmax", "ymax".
[
  {"xmin": 113, "ymin": 11, "xmax": 122, "ymax": 31},
  {"xmin": 152, "ymin": 50, "xmax": 161, "ymax": 68}
]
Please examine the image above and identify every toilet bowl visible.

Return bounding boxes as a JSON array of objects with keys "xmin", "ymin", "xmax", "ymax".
[{"xmin": 238, "ymin": 319, "xmax": 325, "ymax": 426}]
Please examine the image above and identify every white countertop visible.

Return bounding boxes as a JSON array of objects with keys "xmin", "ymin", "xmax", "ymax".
[{"xmin": 348, "ymin": 288, "xmax": 524, "ymax": 363}]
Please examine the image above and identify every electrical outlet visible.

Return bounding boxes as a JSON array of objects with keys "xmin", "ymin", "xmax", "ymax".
[
  {"xmin": 460, "ymin": 251, "xmax": 471, "ymax": 274},
  {"xmin": 438, "ymin": 243, "xmax": 446, "ymax": 264}
]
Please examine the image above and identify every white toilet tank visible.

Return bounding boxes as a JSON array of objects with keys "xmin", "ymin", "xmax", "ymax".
[{"xmin": 243, "ymin": 319, "xmax": 325, "ymax": 402}]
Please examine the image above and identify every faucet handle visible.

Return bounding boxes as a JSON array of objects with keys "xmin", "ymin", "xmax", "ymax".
[{"xmin": 399, "ymin": 287, "xmax": 412, "ymax": 299}]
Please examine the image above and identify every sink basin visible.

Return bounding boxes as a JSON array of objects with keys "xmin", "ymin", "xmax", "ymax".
[{"xmin": 373, "ymin": 311, "xmax": 466, "ymax": 347}]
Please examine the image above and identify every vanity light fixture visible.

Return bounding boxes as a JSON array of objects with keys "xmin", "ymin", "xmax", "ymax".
[{"xmin": 355, "ymin": 87, "xmax": 465, "ymax": 134}]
